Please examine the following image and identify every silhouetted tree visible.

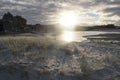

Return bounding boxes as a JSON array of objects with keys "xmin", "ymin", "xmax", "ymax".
[
  {"xmin": 2, "ymin": 12, "xmax": 27, "ymax": 33},
  {"xmin": 0, "ymin": 20, "xmax": 4, "ymax": 32},
  {"xmin": 13, "ymin": 16, "xmax": 27, "ymax": 32},
  {"xmin": 105, "ymin": 24, "xmax": 115, "ymax": 29},
  {"xmin": 2, "ymin": 12, "xmax": 14, "ymax": 32}
]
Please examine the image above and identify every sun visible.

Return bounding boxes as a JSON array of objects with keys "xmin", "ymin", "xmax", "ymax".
[{"xmin": 58, "ymin": 11, "xmax": 78, "ymax": 30}]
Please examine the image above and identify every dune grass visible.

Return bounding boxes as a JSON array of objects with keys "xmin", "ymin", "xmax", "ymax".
[
  {"xmin": 0, "ymin": 36, "xmax": 60, "ymax": 50},
  {"xmin": 0, "ymin": 36, "xmax": 60, "ymax": 65},
  {"xmin": 0, "ymin": 35, "xmax": 119, "ymax": 76}
]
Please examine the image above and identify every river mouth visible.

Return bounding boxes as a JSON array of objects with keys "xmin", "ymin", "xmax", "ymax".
[
  {"xmin": 55, "ymin": 31, "xmax": 120, "ymax": 42},
  {"xmin": 84, "ymin": 33, "xmax": 120, "ymax": 41},
  {"xmin": 15, "ymin": 31, "xmax": 120, "ymax": 42}
]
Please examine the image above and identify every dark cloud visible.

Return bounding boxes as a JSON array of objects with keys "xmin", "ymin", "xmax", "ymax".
[
  {"xmin": 103, "ymin": 6, "xmax": 120, "ymax": 16},
  {"xmin": 92, "ymin": 0, "xmax": 120, "ymax": 6},
  {"xmin": 0, "ymin": 0, "xmax": 60, "ymax": 24}
]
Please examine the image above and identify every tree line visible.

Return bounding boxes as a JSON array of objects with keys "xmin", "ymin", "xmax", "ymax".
[
  {"xmin": 0, "ymin": 12, "xmax": 61, "ymax": 34},
  {"xmin": 0, "ymin": 12, "xmax": 119, "ymax": 34}
]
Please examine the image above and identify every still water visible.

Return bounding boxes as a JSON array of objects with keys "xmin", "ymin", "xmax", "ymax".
[{"xmin": 57, "ymin": 31, "xmax": 120, "ymax": 42}]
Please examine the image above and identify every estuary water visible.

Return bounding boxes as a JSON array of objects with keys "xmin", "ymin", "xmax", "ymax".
[{"xmin": 58, "ymin": 31, "xmax": 120, "ymax": 42}]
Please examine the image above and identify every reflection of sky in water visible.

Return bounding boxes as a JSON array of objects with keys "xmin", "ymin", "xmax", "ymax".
[{"xmin": 59, "ymin": 31, "xmax": 120, "ymax": 42}]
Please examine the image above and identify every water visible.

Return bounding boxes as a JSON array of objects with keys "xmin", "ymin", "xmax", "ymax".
[{"xmin": 58, "ymin": 31, "xmax": 120, "ymax": 42}]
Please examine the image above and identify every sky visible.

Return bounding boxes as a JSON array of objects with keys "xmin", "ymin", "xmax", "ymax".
[{"xmin": 0, "ymin": 0, "xmax": 120, "ymax": 26}]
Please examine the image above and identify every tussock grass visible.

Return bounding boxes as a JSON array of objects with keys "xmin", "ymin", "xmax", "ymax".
[
  {"xmin": 103, "ymin": 53, "xmax": 119, "ymax": 65},
  {"xmin": 0, "ymin": 36, "xmax": 59, "ymax": 63},
  {"xmin": 0, "ymin": 36, "xmax": 119, "ymax": 76},
  {"xmin": 0, "ymin": 36, "xmax": 59, "ymax": 50},
  {"xmin": 75, "ymin": 50, "xmax": 119, "ymax": 75}
]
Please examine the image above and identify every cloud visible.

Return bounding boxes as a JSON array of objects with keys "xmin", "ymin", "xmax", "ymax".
[
  {"xmin": 0, "ymin": 0, "xmax": 120, "ymax": 25},
  {"xmin": 103, "ymin": 6, "xmax": 120, "ymax": 16}
]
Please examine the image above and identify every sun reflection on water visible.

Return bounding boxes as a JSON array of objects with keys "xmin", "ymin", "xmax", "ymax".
[
  {"xmin": 61, "ymin": 31, "xmax": 73, "ymax": 42},
  {"xmin": 59, "ymin": 31, "xmax": 87, "ymax": 43}
]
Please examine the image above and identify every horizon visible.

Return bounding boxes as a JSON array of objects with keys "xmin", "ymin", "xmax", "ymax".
[{"xmin": 0, "ymin": 12, "xmax": 119, "ymax": 27}]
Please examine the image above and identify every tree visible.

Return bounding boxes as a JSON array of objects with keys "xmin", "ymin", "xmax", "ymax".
[
  {"xmin": 13, "ymin": 16, "xmax": 27, "ymax": 32},
  {"xmin": 2, "ymin": 12, "xmax": 14, "ymax": 32},
  {"xmin": 2, "ymin": 12, "xmax": 27, "ymax": 33},
  {"xmin": 0, "ymin": 20, "xmax": 4, "ymax": 32}
]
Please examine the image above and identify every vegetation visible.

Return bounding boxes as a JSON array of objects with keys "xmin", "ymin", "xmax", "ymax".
[
  {"xmin": 75, "ymin": 24, "xmax": 120, "ymax": 31},
  {"xmin": 0, "ymin": 34, "xmax": 119, "ymax": 80},
  {"xmin": 0, "ymin": 12, "xmax": 62, "ymax": 34},
  {"xmin": 0, "ymin": 36, "xmax": 119, "ymax": 76},
  {"xmin": 0, "ymin": 36, "xmax": 59, "ymax": 50}
]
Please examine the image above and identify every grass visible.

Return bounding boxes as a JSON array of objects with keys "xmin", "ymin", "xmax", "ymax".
[
  {"xmin": 0, "ymin": 36, "xmax": 59, "ymax": 65},
  {"xmin": 0, "ymin": 35, "xmax": 119, "ymax": 76},
  {"xmin": 103, "ymin": 53, "xmax": 119, "ymax": 65},
  {"xmin": 0, "ymin": 36, "xmax": 59, "ymax": 50}
]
